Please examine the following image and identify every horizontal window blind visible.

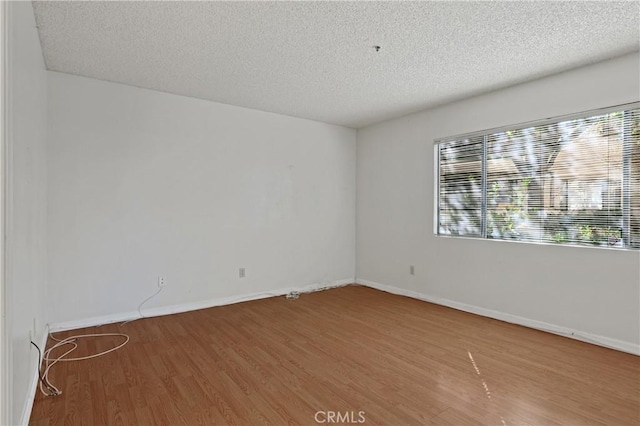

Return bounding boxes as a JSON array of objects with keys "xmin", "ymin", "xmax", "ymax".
[
  {"xmin": 436, "ymin": 104, "xmax": 639, "ymax": 249},
  {"xmin": 438, "ymin": 137, "xmax": 483, "ymax": 236}
]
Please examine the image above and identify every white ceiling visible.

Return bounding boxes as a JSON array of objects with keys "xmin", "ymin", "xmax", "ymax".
[{"xmin": 33, "ymin": 1, "xmax": 639, "ymax": 128}]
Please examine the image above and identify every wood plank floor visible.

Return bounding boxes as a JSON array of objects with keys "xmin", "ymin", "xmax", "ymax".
[{"xmin": 30, "ymin": 285, "xmax": 639, "ymax": 425}]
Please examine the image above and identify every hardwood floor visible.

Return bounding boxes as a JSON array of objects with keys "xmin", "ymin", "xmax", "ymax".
[{"xmin": 29, "ymin": 285, "xmax": 639, "ymax": 425}]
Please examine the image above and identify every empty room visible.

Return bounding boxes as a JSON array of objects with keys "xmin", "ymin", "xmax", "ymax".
[{"xmin": 2, "ymin": 1, "xmax": 639, "ymax": 425}]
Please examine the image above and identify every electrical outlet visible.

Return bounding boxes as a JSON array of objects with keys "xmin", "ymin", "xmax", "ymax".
[
  {"xmin": 158, "ymin": 276, "xmax": 166, "ymax": 288},
  {"xmin": 410, "ymin": 265, "xmax": 415, "ymax": 275},
  {"xmin": 239, "ymin": 268, "xmax": 245, "ymax": 278}
]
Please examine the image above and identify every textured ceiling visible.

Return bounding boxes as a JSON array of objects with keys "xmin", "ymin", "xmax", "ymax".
[{"xmin": 33, "ymin": 1, "xmax": 639, "ymax": 128}]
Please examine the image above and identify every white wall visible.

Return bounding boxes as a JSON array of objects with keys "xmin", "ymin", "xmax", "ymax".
[
  {"xmin": 7, "ymin": 1, "xmax": 48, "ymax": 424},
  {"xmin": 47, "ymin": 72, "xmax": 356, "ymax": 326},
  {"xmin": 357, "ymin": 52, "xmax": 640, "ymax": 351}
]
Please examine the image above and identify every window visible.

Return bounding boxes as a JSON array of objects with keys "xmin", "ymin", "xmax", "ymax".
[{"xmin": 436, "ymin": 104, "xmax": 640, "ymax": 249}]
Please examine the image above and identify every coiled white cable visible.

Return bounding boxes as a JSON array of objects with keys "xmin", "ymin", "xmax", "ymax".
[
  {"xmin": 37, "ymin": 283, "xmax": 339, "ymax": 396},
  {"xmin": 39, "ymin": 332, "xmax": 129, "ymax": 396}
]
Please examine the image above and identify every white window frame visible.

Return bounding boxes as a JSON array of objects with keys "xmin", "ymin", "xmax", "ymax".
[{"xmin": 434, "ymin": 102, "xmax": 639, "ymax": 250}]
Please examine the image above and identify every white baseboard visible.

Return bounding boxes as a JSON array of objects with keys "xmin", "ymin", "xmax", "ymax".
[
  {"xmin": 49, "ymin": 279, "xmax": 354, "ymax": 333},
  {"xmin": 19, "ymin": 325, "xmax": 49, "ymax": 426},
  {"xmin": 356, "ymin": 278, "xmax": 640, "ymax": 356}
]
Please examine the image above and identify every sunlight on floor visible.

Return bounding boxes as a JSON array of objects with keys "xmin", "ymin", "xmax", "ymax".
[{"xmin": 468, "ymin": 350, "xmax": 507, "ymax": 425}]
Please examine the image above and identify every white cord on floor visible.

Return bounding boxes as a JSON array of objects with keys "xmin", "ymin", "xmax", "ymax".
[
  {"xmin": 39, "ymin": 332, "xmax": 129, "ymax": 396},
  {"xmin": 39, "ymin": 285, "xmax": 162, "ymax": 396},
  {"xmin": 37, "ymin": 283, "xmax": 341, "ymax": 397}
]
